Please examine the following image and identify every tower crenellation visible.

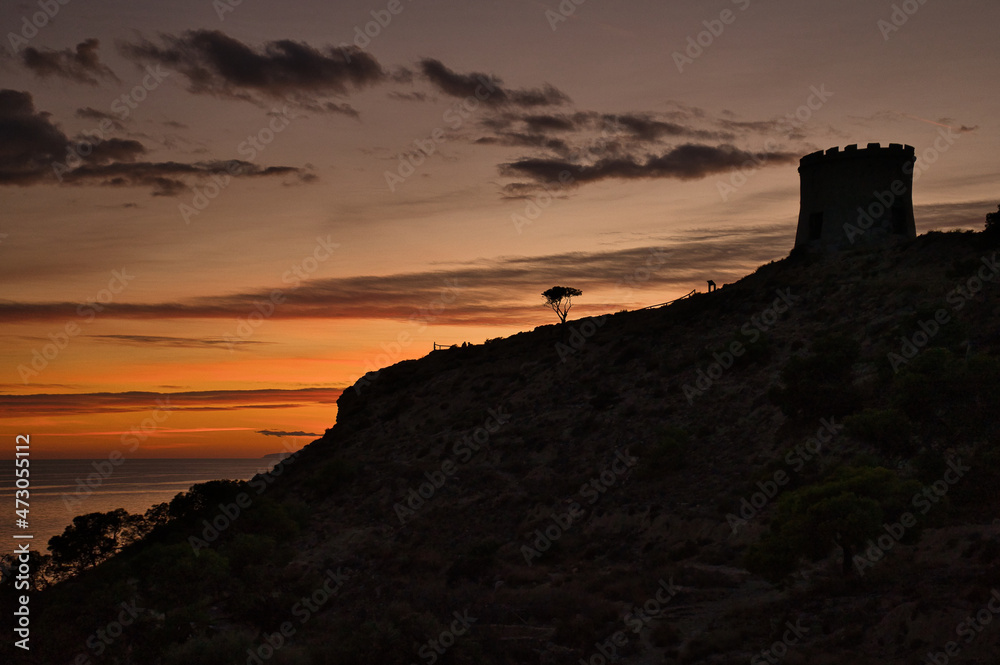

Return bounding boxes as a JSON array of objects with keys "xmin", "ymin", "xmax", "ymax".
[{"xmin": 795, "ymin": 142, "xmax": 917, "ymax": 251}]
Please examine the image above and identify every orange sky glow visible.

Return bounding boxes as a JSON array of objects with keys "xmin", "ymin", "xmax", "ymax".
[{"xmin": 1, "ymin": 0, "xmax": 997, "ymax": 457}]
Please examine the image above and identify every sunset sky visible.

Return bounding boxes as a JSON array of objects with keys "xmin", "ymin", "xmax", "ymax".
[{"xmin": 1, "ymin": 0, "xmax": 997, "ymax": 457}]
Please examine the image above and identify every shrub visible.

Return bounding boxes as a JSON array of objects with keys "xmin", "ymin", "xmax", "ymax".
[
  {"xmin": 305, "ymin": 457, "xmax": 356, "ymax": 495},
  {"xmin": 168, "ymin": 480, "xmax": 247, "ymax": 519},
  {"xmin": 892, "ymin": 350, "xmax": 1000, "ymax": 441},
  {"xmin": 638, "ymin": 426, "xmax": 690, "ymax": 475},
  {"xmin": 48, "ymin": 508, "xmax": 148, "ymax": 575},
  {"xmin": 745, "ymin": 466, "xmax": 921, "ymax": 581},
  {"xmin": 770, "ymin": 334, "xmax": 861, "ymax": 419},
  {"xmin": 844, "ymin": 408, "xmax": 914, "ymax": 456}
]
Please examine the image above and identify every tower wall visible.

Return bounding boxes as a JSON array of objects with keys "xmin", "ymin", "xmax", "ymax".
[{"xmin": 795, "ymin": 143, "xmax": 916, "ymax": 251}]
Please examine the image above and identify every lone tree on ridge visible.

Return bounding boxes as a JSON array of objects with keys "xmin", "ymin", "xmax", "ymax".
[{"xmin": 542, "ymin": 286, "xmax": 582, "ymax": 324}]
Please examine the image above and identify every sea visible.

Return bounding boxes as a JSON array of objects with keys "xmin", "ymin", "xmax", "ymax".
[{"xmin": 0, "ymin": 458, "xmax": 282, "ymax": 552}]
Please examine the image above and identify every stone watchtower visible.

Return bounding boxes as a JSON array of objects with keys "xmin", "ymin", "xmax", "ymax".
[{"xmin": 794, "ymin": 143, "xmax": 916, "ymax": 251}]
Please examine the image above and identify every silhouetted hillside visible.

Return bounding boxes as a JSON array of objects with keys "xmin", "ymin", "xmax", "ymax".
[{"xmin": 6, "ymin": 230, "xmax": 1000, "ymax": 665}]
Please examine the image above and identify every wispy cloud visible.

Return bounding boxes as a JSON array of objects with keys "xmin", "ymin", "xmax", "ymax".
[
  {"xmin": 75, "ymin": 106, "xmax": 125, "ymax": 130},
  {"xmin": 39, "ymin": 427, "xmax": 257, "ymax": 436},
  {"xmin": 500, "ymin": 144, "xmax": 798, "ymax": 191},
  {"xmin": 915, "ymin": 200, "xmax": 995, "ymax": 231},
  {"xmin": 19, "ymin": 39, "xmax": 119, "ymax": 85},
  {"xmin": 0, "ymin": 388, "xmax": 343, "ymax": 418},
  {"xmin": 419, "ymin": 58, "xmax": 570, "ymax": 108},
  {"xmin": 255, "ymin": 429, "xmax": 321, "ymax": 438},
  {"xmin": 0, "ymin": 226, "xmax": 797, "ymax": 326},
  {"xmin": 87, "ymin": 335, "xmax": 271, "ymax": 349}
]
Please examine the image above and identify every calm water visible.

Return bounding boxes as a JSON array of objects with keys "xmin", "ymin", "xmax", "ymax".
[{"xmin": 0, "ymin": 458, "xmax": 280, "ymax": 551}]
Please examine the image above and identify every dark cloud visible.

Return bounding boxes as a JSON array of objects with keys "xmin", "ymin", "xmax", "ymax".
[
  {"xmin": 119, "ymin": 30, "xmax": 384, "ymax": 113},
  {"xmin": 479, "ymin": 114, "xmax": 516, "ymax": 132},
  {"xmin": 474, "ymin": 132, "xmax": 570, "ymax": 153},
  {"xmin": 79, "ymin": 138, "xmax": 145, "ymax": 164},
  {"xmin": 311, "ymin": 101, "xmax": 359, "ymax": 117},
  {"xmin": 256, "ymin": 429, "xmax": 321, "ymax": 438},
  {"xmin": 20, "ymin": 39, "xmax": 118, "ymax": 85},
  {"xmin": 522, "ymin": 114, "xmax": 577, "ymax": 132},
  {"xmin": 604, "ymin": 113, "xmax": 732, "ymax": 142},
  {"xmin": 0, "ymin": 388, "xmax": 343, "ymax": 418},
  {"xmin": 500, "ymin": 143, "xmax": 798, "ymax": 190},
  {"xmin": 716, "ymin": 118, "xmax": 789, "ymax": 135},
  {"xmin": 55, "ymin": 158, "xmax": 299, "ymax": 196},
  {"xmin": 0, "ymin": 89, "xmax": 68, "ymax": 185},
  {"xmin": 0, "ymin": 90, "xmax": 302, "ymax": 194},
  {"xmin": 0, "ymin": 225, "xmax": 795, "ymax": 327},
  {"xmin": 419, "ymin": 58, "xmax": 569, "ymax": 108},
  {"xmin": 88, "ymin": 334, "xmax": 270, "ymax": 349},
  {"xmin": 472, "ymin": 108, "xmax": 799, "ymax": 193},
  {"xmin": 388, "ymin": 91, "xmax": 429, "ymax": 102},
  {"xmin": 477, "ymin": 120, "xmax": 800, "ymax": 199},
  {"xmin": 478, "ymin": 107, "xmax": 778, "ymax": 149}
]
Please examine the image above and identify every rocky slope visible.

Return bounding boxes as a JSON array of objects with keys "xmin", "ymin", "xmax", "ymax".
[{"xmin": 13, "ymin": 230, "xmax": 1000, "ymax": 665}]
